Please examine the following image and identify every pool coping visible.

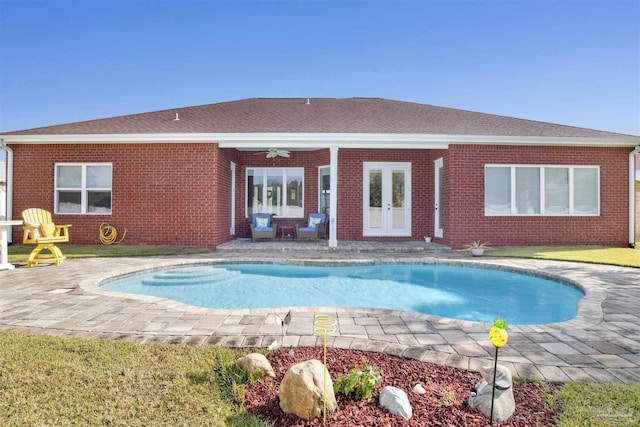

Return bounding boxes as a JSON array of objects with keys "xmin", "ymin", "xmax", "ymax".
[{"xmin": 87, "ymin": 258, "xmax": 602, "ymax": 333}]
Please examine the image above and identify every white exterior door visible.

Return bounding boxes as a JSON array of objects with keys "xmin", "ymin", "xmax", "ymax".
[
  {"xmin": 434, "ymin": 158, "xmax": 443, "ymax": 238},
  {"xmin": 363, "ymin": 162, "xmax": 411, "ymax": 237}
]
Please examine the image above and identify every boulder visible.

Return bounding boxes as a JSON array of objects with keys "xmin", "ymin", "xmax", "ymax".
[
  {"xmin": 236, "ymin": 353, "xmax": 275, "ymax": 378},
  {"xmin": 468, "ymin": 364, "xmax": 515, "ymax": 422},
  {"xmin": 379, "ymin": 386, "xmax": 412, "ymax": 420},
  {"xmin": 278, "ymin": 359, "xmax": 337, "ymax": 420}
]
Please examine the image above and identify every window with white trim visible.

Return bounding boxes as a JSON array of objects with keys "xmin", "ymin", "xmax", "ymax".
[
  {"xmin": 246, "ymin": 168, "xmax": 303, "ymax": 217},
  {"xmin": 485, "ymin": 165, "xmax": 599, "ymax": 216},
  {"xmin": 55, "ymin": 163, "xmax": 112, "ymax": 214}
]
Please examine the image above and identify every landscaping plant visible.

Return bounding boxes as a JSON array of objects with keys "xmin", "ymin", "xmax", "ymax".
[{"xmin": 333, "ymin": 357, "xmax": 382, "ymax": 401}]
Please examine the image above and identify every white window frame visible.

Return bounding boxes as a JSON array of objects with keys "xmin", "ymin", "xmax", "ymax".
[
  {"xmin": 54, "ymin": 163, "xmax": 113, "ymax": 215},
  {"xmin": 245, "ymin": 167, "xmax": 304, "ymax": 218},
  {"xmin": 485, "ymin": 164, "xmax": 600, "ymax": 216}
]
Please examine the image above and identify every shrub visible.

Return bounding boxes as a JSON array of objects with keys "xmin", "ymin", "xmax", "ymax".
[{"xmin": 333, "ymin": 358, "xmax": 382, "ymax": 400}]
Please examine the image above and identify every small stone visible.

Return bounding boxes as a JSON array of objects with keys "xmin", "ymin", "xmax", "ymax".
[
  {"xmin": 379, "ymin": 386, "xmax": 412, "ymax": 420},
  {"xmin": 412, "ymin": 384, "xmax": 426, "ymax": 395},
  {"xmin": 237, "ymin": 353, "xmax": 275, "ymax": 378},
  {"xmin": 468, "ymin": 364, "xmax": 515, "ymax": 422}
]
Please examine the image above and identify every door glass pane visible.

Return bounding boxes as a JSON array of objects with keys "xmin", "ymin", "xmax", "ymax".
[
  {"xmin": 516, "ymin": 167, "xmax": 540, "ymax": 214},
  {"xmin": 545, "ymin": 168, "xmax": 569, "ymax": 214},
  {"xmin": 368, "ymin": 170, "xmax": 382, "ymax": 228},
  {"xmin": 247, "ymin": 169, "xmax": 263, "ymax": 215},
  {"xmin": 285, "ymin": 170, "xmax": 303, "ymax": 217},
  {"xmin": 319, "ymin": 167, "xmax": 330, "ymax": 216},
  {"xmin": 574, "ymin": 168, "xmax": 598, "ymax": 214},
  {"xmin": 485, "ymin": 167, "xmax": 511, "ymax": 215},
  {"xmin": 391, "ymin": 170, "xmax": 405, "ymax": 229},
  {"xmin": 87, "ymin": 165, "xmax": 112, "ymax": 188},
  {"xmin": 267, "ymin": 169, "xmax": 283, "ymax": 216},
  {"xmin": 57, "ymin": 165, "xmax": 82, "ymax": 188},
  {"xmin": 438, "ymin": 164, "xmax": 443, "ymax": 226},
  {"xmin": 57, "ymin": 191, "xmax": 81, "ymax": 213}
]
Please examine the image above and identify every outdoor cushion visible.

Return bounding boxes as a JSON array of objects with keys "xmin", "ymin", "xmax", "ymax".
[
  {"xmin": 254, "ymin": 227, "xmax": 273, "ymax": 232},
  {"xmin": 298, "ymin": 227, "xmax": 315, "ymax": 233},
  {"xmin": 255, "ymin": 216, "xmax": 270, "ymax": 228},
  {"xmin": 308, "ymin": 216, "xmax": 322, "ymax": 227}
]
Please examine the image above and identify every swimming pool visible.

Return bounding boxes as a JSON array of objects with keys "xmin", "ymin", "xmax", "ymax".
[{"xmin": 102, "ymin": 263, "xmax": 584, "ymax": 325}]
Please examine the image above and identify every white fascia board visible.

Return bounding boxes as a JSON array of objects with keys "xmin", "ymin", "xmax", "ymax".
[{"xmin": 3, "ymin": 132, "xmax": 639, "ymax": 148}]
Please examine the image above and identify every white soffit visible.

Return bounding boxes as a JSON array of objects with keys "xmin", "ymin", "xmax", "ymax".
[{"xmin": 3, "ymin": 132, "xmax": 640, "ymax": 148}]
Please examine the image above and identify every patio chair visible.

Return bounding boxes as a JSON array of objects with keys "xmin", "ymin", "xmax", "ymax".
[
  {"xmin": 21, "ymin": 208, "xmax": 71, "ymax": 267},
  {"xmin": 295, "ymin": 213, "xmax": 327, "ymax": 240},
  {"xmin": 250, "ymin": 213, "xmax": 277, "ymax": 241}
]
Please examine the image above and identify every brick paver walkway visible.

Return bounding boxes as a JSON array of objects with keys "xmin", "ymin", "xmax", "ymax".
[{"xmin": 1, "ymin": 242, "xmax": 639, "ymax": 384}]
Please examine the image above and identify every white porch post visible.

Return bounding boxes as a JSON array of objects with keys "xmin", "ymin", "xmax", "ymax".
[{"xmin": 329, "ymin": 146, "xmax": 338, "ymax": 247}]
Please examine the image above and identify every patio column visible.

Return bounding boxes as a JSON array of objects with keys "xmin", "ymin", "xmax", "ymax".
[{"xmin": 329, "ymin": 146, "xmax": 338, "ymax": 248}]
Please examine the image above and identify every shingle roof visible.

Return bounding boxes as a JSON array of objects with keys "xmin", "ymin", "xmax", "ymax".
[{"xmin": 2, "ymin": 97, "xmax": 633, "ymax": 138}]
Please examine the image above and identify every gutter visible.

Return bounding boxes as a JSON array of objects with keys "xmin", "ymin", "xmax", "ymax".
[
  {"xmin": 0, "ymin": 139, "xmax": 14, "ymax": 243},
  {"xmin": 630, "ymin": 145, "xmax": 640, "ymax": 248}
]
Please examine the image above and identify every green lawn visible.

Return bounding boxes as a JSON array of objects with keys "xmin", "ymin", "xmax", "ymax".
[
  {"xmin": 0, "ymin": 331, "xmax": 270, "ymax": 427},
  {"xmin": 8, "ymin": 244, "xmax": 214, "ymax": 263},
  {"xmin": 486, "ymin": 245, "xmax": 640, "ymax": 268}
]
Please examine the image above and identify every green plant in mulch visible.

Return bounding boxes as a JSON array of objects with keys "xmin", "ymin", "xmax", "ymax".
[{"xmin": 333, "ymin": 357, "xmax": 382, "ymax": 401}]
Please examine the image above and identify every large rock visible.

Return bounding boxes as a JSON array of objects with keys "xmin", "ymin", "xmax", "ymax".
[
  {"xmin": 468, "ymin": 364, "xmax": 515, "ymax": 422},
  {"xmin": 379, "ymin": 386, "xmax": 412, "ymax": 420},
  {"xmin": 237, "ymin": 353, "xmax": 275, "ymax": 378},
  {"xmin": 278, "ymin": 359, "xmax": 337, "ymax": 420}
]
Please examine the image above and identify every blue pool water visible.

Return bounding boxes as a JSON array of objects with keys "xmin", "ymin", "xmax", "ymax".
[{"xmin": 103, "ymin": 263, "xmax": 584, "ymax": 324}]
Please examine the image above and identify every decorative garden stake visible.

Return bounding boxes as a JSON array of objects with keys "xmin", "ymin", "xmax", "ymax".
[
  {"xmin": 488, "ymin": 318, "xmax": 508, "ymax": 425},
  {"xmin": 313, "ymin": 314, "xmax": 337, "ymax": 424}
]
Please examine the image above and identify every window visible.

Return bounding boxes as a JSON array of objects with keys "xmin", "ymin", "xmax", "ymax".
[
  {"xmin": 485, "ymin": 165, "xmax": 599, "ymax": 216},
  {"xmin": 55, "ymin": 163, "xmax": 112, "ymax": 214},
  {"xmin": 247, "ymin": 168, "xmax": 303, "ymax": 217}
]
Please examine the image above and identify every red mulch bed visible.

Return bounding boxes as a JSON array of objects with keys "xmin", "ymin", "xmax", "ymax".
[{"xmin": 244, "ymin": 347, "xmax": 560, "ymax": 426}]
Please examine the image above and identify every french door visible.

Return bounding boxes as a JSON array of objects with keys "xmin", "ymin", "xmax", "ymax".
[{"xmin": 363, "ymin": 162, "xmax": 411, "ymax": 236}]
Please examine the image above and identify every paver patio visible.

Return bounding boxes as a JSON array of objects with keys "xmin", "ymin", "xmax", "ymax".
[{"xmin": 1, "ymin": 242, "xmax": 639, "ymax": 384}]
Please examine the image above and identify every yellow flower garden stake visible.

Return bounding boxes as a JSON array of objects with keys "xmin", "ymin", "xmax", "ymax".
[{"xmin": 489, "ymin": 318, "xmax": 508, "ymax": 425}]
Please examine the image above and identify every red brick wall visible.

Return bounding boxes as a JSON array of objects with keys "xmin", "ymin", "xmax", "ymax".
[
  {"xmin": 10, "ymin": 143, "xmax": 632, "ymax": 248},
  {"xmin": 336, "ymin": 148, "xmax": 438, "ymax": 241},
  {"xmin": 443, "ymin": 145, "xmax": 630, "ymax": 248},
  {"xmin": 11, "ymin": 143, "xmax": 227, "ymax": 247}
]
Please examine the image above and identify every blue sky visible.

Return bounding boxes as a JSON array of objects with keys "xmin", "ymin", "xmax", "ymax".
[{"xmin": 0, "ymin": 0, "xmax": 639, "ymax": 136}]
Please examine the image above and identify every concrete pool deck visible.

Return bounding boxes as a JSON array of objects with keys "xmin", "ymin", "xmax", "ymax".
[{"xmin": 1, "ymin": 242, "xmax": 639, "ymax": 385}]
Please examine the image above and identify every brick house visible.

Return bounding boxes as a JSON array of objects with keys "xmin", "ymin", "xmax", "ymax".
[{"xmin": 2, "ymin": 98, "xmax": 639, "ymax": 248}]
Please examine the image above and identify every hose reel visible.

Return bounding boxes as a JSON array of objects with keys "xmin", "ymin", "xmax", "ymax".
[{"xmin": 99, "ymin": 222, "xmax": 127, "ymax": 245}]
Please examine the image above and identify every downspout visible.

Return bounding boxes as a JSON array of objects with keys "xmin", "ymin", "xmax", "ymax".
[
  {"xmin": 629, "ymin": 145, "xmax": 640, "ymax": 249},
  {"xmin": 0, "ymin": 139, "xmax": 14, "ymax": 243}
]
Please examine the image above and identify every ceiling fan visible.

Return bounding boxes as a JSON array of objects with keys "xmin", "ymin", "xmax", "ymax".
[{"xmin": 255, "ymin": 148, "xmax": 291, "ymax": 158}]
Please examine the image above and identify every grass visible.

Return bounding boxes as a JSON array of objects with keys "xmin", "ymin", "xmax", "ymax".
[
  {"xmin": 486, "ymin": 245, "xmax": 640, "ymax": 268},
  {"xmin": 0, "ymin": 331, "xmax": 270, "ymax": 427},
  {"xmin": 8, "ymin": 244, "xmax": 214, "ymax": 263},
  {"xmin": 554, "ymin": 382, "xmax": 640, "ymax": 426}
]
